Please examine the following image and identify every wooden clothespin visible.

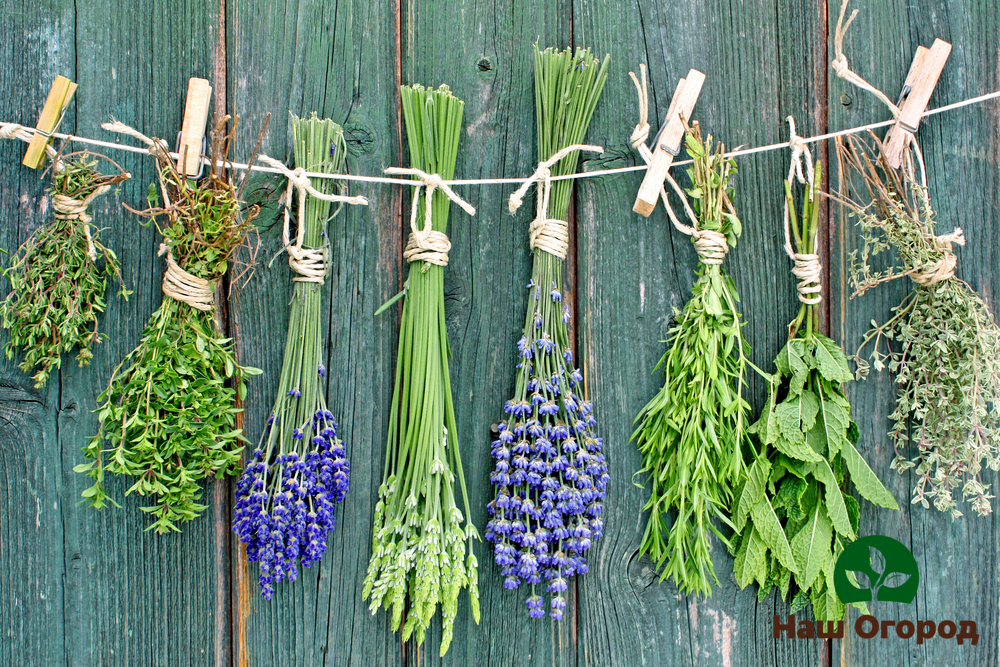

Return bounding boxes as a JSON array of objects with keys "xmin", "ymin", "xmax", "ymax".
[
  {"xmin": 176, "ymin": 77, "xmax": 212, "ymax": 178},
  {"xmin": 882, "ymin": 38, "xmax": 951, "ymax": 169},
  {"xmin": 22, "ymin": 75, "xmax": 77, "ymax": 169},
  {"xmin": 633, "ymin": 69, "xmax": 706, "ymax": 217}
]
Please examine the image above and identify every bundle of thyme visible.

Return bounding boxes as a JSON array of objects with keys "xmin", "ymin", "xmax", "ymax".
[
  {"xmin": 485, "ymin": 44, "xmax": 609, "ymax": 621},
  {"xmin": 76, "ymin": 117, "xmax": 262, "ymax": 533},
  {"xmin": 736, "ymin": 152, "xmax": 897, "ymax": 620},
  {"xmin": 234, "ymin": 114, "xmax": 362, "ymax": 598},
  {"xmin": 839, "ymin": 133, "xmax": 1000, "ymax": 517},
  {"xmin": 631, "ymin": 125, "xmax": 750, "ymax": 597},
  {"xmin": 1, "ymin": 152, "xmax": 130, "ymax": 387},
  {"xmin": 363, "ymin": 84, "xmax": 478, "ymax": 655}
]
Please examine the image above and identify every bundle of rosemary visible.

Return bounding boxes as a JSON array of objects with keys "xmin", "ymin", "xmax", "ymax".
[
  {"xmin": 840, "ymin": 133, "xmax": 1000, "ymax": 518},
  {"xmin": 76, "ymin": 117, "xmax": 261, "ymax": 533},
  {"xmin": 631, "ymin": 125, "xmax": 750, "ymax": 597},
  {"xmin": 235, "ymin": 114, "xmax": 366, "ymax": 598},
  {"xmin": 485, "ymin": 44, "xmax": 609, "ymax": 621},
  {"xmin": 735, "ymin": 147, "xmax": 897, "ymax": 620},
  {"xmin": 1, "ymin": 152, "xmax": 130, "ymax": 387},
  {"xmin": 363, "ymin": 84, "xmax": 478, "ymax": 655}
]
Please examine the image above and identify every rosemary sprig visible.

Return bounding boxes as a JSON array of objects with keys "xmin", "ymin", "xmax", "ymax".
[
  {"xmin": 486, "ymin": 44, "xmax": 610, "ymax": 621},
  {"xmin": 631, "ymin": 126, "xmax": 750, "ymax": 597},
  {"xmin": 363, "ymin": 84, "xmax": 478, "ymax": 655},
  {"xmin": 234, "ymin": 114, "xmax": 351, "ymax": 599},
  {"xmin": 736, "ymin": 160, "xmax": 898, "ymax": 621},
  {"xmin": 1, "ymin": 153, "xmax": 130, "ymax": 387},
  {"xmin": 840, "ymin": 133, "xmax": 1000, "ymax": 518},
  {"xmin": 76, "ymin": 118, "xmax": 262, "ymax": 533}
]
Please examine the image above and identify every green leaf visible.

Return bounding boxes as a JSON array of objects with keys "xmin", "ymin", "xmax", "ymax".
[
  {"xmin": 814, "ymin": 460, "xmax": 855, "ymax": 539},
  {"xmin": 775, "ymin": 390, "xmax": 819, "ymax": 442},
  {"xmin": 774, "ymin": 433, "xmax": 824, "ymax": 463},
  {"xmin": 814, "ymin": 387, "xmax": 851, "ymax": 457},
  {"xmin": 842, "ymin": 441, "xmax": 899, "ymax": 509},
  {"xmin": 750, "ymin": 496, "xmax": 796, "ymax": 572},
  {"xmin": 813, "ymin": 334, "xmax": 854, "ymax": 384},
  {"xmin": 735, "ymin": 458, "xmax": 769, "ymax": 532},
  {"xmin": 786, "ymin": 340, "xmax": 810, "ymax": 395},
  {"xmin": 790, "ymin": 502, "xmax": 832, "ymax": 592},
  {"xmin": 734, "ymin": 528, "xmax": 766, "ymax": 588}
]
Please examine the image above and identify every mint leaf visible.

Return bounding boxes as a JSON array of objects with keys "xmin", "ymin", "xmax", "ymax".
[
  {"xmin": 813, "ymin": 334, "xmax": 854, "ymax": 383},
  {"xmin": 775, "ymin": 390, "xmax": 819, "ymax": 442},
  {"xmin": 816, "ymin": 387, "xmax": 851, "ymax": 457},
  {"xmin": 734, "ymin": 528, "xmax": 766, "ymax": 588},
  {"xmin": 814, "ymin": 460, "xmax": 856, "ymax": 539},
  {"xmin": 735, "ymin": 458, "xmax": 769, "ymax": 532},
  {"xmin": 790, "ymin": 503, "xmax": 832, "ymax": 592},
  {"xmin": 751, "ymin": 495, "xmax": 796, "ymax": 572},
  {"xmin": 842, "ymin": 441, "xmax": 899, "ymax": 509}
]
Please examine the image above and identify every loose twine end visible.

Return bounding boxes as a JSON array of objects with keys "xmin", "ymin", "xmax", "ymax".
[{"xmin": 509, "ymin": 144, "xmax": 603, "ymax": 260}]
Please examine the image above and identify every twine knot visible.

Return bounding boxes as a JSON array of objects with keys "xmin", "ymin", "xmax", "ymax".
[
  {"xmin": 257, "ymin": 154, "xmax": 368, "ymax": 283},
  {"xmin": 508, "ymin": 144, "xmax": 602, "ymax": 260},
  {"xmin": 384, "ymin": 166, "xmax": 475, "ymax": 268},
  {"xmin": 692, "ymin": 229, "xmax": 729, "ymax": 265},
  {"xmin": 51, "ymin": 184, "xmax": 111, "ymax": 261},
  {"xmin": 158, "ymin": 243, "xmax": 215, "ymax": 311},
  {"xmin": 792, "ymin": 253, "xmax": 823, "ymax": 303},
  {"xmin": 911, "ymin": 228, "xmax": 965, "ymax": 286}
]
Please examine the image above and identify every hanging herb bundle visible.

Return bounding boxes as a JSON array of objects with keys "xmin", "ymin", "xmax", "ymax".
[
  {"xmin": 839, "ymin": 133, "xmax": 1000, "ymax": 517},
  {"xmin": 734, "ymin": 144, "xmax": 898, "ymax": 620},
  {"xmin": 76, "ymin": 117, "xmax": 262, "ymax": 533},
  {"xmin": 485, "ymin": 44, "xmax": 610, "ymax": 621},
  {"xmin": 363, "ymin": 84, "xmax": 478, "ymax": 655},
  {"xmin": 1, "ymin": 152, "xmax": 130, "ymax": 387},
  {"xmin": 630, "ymin": 124, "xmax": 750, "ymax": 597},
  {"xmin": 234, "ymin": 114, "xmax": 366, "ymax": 599}
]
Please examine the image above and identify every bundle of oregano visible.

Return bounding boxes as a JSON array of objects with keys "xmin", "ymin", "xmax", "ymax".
[
  {"xmin": 839, "ymin": 132, "xmax": 1000, "ymax": 518},
  {"xmin": 363, "ymin": 84, "xmax": 479, "ymax": 655},
  {"xmin": 235, "ymin": 114, "xmax": 365, "ymax": 598},
  {"xmin": 1, "ymin": 152, "xmax": 130, "ymax": 387},
  {"xmin": 735, "ymin": 148, "xmax": 898, "ymax": 620},
  {"xmin": 486, "ymin": 44, "xmax": 610, "ymax": 621},
  {"xmin": 76, "ymin": 117, "xmax": 262, "ymax": 533},
  {"xmin": 631, "ymin": 124, "xmax": 750, "ymax": 597}
]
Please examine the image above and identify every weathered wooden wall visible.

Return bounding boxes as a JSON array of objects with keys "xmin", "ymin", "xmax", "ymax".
[{"xmin": 1, "ymin": 0, "xmax": 998, "ymax": 665}]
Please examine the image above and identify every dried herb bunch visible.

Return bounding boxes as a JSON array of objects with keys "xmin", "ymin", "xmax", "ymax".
[
  {"xmin": 234, "ymin": 114, "xmax": 352, "ymax": 599},
  {"xmin": 840, "ymin": 133, "xmax": 1000, "ymax": 518},
  {"xmin": 2, "ymin": 152, "xmax": 130, "ymax": 387},
  {"xmin": 736, "ymin": 158, "xmax": 898, "ymax": 620},
  {"xmin": 485, "ymin": 45, "xmax": 610, "ymax": 621},
  {"xmin": 77, "ymin": 117, "xmax": 262, "ymax": 533},
  {"xmin": 363, "ymin": 84, "xmax": 478, "ymax": 655},
  {"xmin": 631, "ymin": 125, "xmax": 750, "ymax": 596}
]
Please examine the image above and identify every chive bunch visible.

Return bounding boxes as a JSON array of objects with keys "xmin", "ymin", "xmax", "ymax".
[
  {"xmin": 234, "ymin": 114, "xmax": 351, "ymax": 598},
  {"xmin": 485, "ymin": 45, "xmax": 610, "ymax": 621},
  {"xmin": 78, "ymin": 118, "xmax": 261, "ymax": 533},
  {"xmin": 631, "ymin": 126, "xmax": 750, "ymax": 596},
  {"xmin": 363, "ymin": 84, "xmax": 478, "ymax": 655},
  {"xmin": 1, "ymin": 153, "xmax": 130, "ymax": 387}
]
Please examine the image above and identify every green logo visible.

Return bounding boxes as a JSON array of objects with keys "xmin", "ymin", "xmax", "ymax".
[{"xmin": 834, "ymin": 535, "xmax": 919, "ymax": 604}]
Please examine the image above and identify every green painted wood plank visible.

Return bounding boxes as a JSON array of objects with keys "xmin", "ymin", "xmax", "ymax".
[
  {"xmin": 227, "ymin": 1, "xmax": 405, "ymax": 665},
  {"xmin": 573, "ymin": 0, "xmax": 835, "ymax": 664},
  {"xmin": 827, "ymin": 1, "xmax": 1000, "ymax": 664},
  {"xmin": 399, "ymin": 4, "xmax": 578, "ymax": 665}
]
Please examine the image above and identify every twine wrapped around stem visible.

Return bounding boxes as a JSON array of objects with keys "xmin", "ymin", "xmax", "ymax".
[{"xmin": 384, "ymin": 166, "xmax": 475, "ymax": 267}]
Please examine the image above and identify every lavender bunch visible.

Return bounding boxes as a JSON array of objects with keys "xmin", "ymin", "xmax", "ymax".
[
  {"xmin": 485, "ymin": 45, "xmax": 610, "ymax": 620},
  {"xmin": 233, "ymin": 114, "xmax": 351, "ymax": 598}
]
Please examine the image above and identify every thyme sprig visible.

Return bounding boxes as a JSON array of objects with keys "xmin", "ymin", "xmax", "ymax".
[
  {"xmin": 363, "ymin": 84, "xmax": 478, "ymax": 656},
  {"xmin": 234, "ymin": 114, "xmax": 351, "ymax": 598},
  {"xmin": 839, "ymin": 133, "xmax": 1000, "ymax": 518},
  {"xmin": 485, "ymin": 45, "xmax": 610, "ymax": 621},
  {"xmin": 76, "ymin": 117, "xmax": 262, "ymax": 533},
  {"xmin": 1, "ymin": 152, "xmax": 130, "ymax": 387},
  {"xmin": 631, "ymin": 126, "xmax": 750, "ymax": 597},
  {"xmin": 736, "ymin": 160, "xmax": 898, "ymax": 621}
]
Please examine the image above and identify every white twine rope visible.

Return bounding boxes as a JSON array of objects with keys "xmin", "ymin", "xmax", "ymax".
[
  {"xmin": 912, "ymin": 228, "xmax": 965, "ymax": 285},
  {"xmin": 832, "ymin": 0, "xmax": 927, "ymax": 185},
  {"xmin": 629, "ymin": 64, "xmax": 729, "ymax": 266},
  {"xmin": 157, "ymin": 243, "xmax": 215, "ymax": 311},
  {"xmin": 783, "ymin": 117, "xmax": 822, "ymax": 304},
  {"xmin": 508, "ymin": 143, "xmax": 603, "ymax": 260},
  {"xmin": 384, "ymin": 166, "xmax": 475, "ymax": 267},
  {"xmin": 257, "ymin": 154, "xmax": 368, "ymax": 283},
  {"xmin": 51, "ymin": 185, "xmax": 111, "ymax": 261}
]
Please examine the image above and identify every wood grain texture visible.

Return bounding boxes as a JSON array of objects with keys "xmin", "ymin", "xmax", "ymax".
[
  {"xmin": 828, "ymin": 1, "xmax": 1000, "ymax": 665},
  {"xmin": 2, "ymin": 0, "xmax": 1000, "ymax": 665}
]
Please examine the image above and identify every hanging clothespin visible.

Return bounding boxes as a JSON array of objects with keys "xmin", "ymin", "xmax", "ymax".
[
  {"xmin": 176, "ymin": 77, "xmax": 212, "ymax": 178},
  {"xmin": 882, "ymin": 39, "xmax": 951, "ymax": 169},
  {"xmin": 22, "ymin": 75, "xmax": 77, "ymax": 169},
  {"xmin": 633, "ymin": 69, "xmax": 705, "ymax": 217}
]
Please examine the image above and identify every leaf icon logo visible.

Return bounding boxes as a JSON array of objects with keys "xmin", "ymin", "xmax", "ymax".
[{"xmin": 833, "ymin": 535, "xmax": 919, "ymax": 605}]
